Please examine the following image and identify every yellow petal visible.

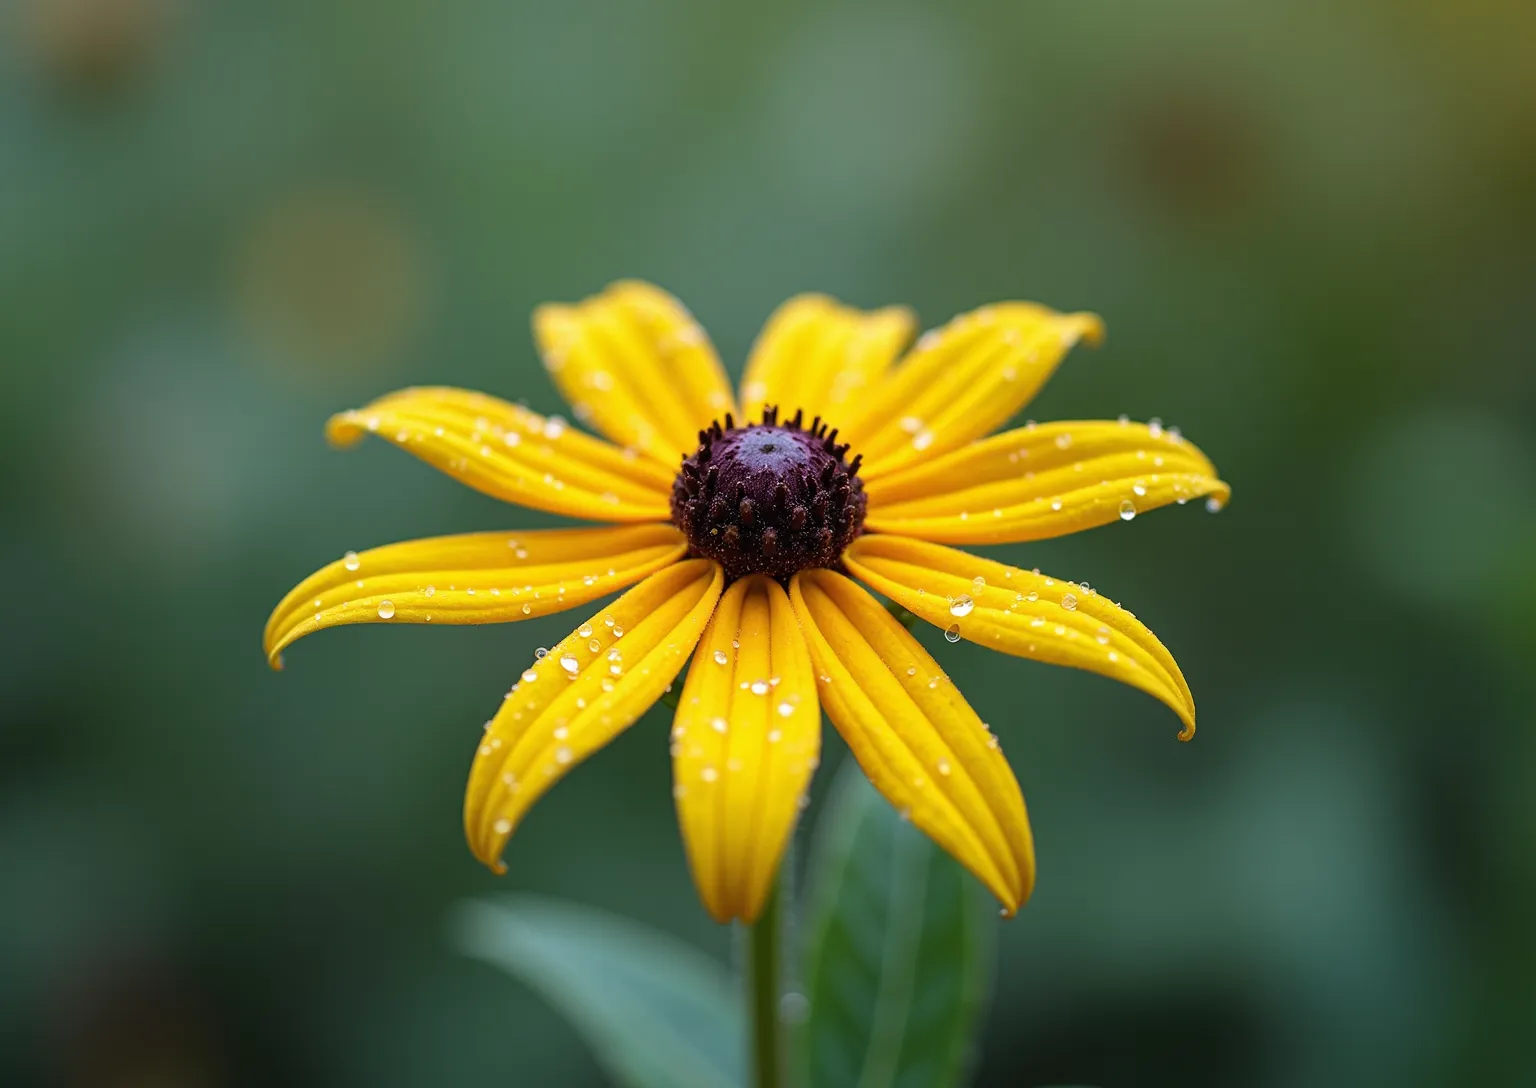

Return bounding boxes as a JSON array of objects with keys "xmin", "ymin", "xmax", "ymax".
[
  {"xmin": 263, "ymin": 524, "xmax": 689, "ymax": 668},
  {"xmin": 865, "ymin": 419, "xmax": 1230, "ymax": 545},
  {"xmin": 534, "ymin": 281, "xmax": 738, "ymax": 465},
  {"xmin": 672, "ymin": 575, "xmax": 820, "ymax": 923},
  {"xmin": 843, "ymin": 535, "xmax": 1197, "ymax": 739},
  {"xmin": 738, "ymin": 294, "xmax": 916, "ymax": 427},
  {"xmin": 789, "ymin": 569, "xmax": 1035, "ymax": 914},
  {"xmin": 328, "ymin": 386, "xmax": 674, "ymax": 521},
  {"xmin": 844, "ymin": 302, "xmax": 1104, "ymax": 479},
  {"xmin": 464, "ymin": 559, "xmax": 724, "ymax": 871}
]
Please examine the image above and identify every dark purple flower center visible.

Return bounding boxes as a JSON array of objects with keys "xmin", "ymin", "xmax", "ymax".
[{"xmin": 670, "ymin": 406, "xmax": 866, "ymax": 583}]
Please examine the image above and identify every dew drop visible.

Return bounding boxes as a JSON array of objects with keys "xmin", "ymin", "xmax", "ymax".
[
  {"xmin": 713, "ymin": 649, "xmax": 729, "ymax": 665},
  {"xmin": 749, "ymin": 679, "xmax": 770, "ymax": 696},
  {"xmin": 559, "ymin": 653, "xmax": 580, "ymax": 675},
  {"xmin": 377, "ymin": 600, "xmax": 396, "ymax": 619},
  {"xmin": 534, "ymin": 647, "xmax": 548, "ymax": 659},
  {"xmin": 588, "ymin": 638, "xmax": 601, "ymax": 653},
  {"xmin": 493, "ymin": 818, "xmax": 512, "ymax": 834},
  {"xmin": 1025, "ymin": 590, "xmax": 1039, "ymax": 602},
  {"xmin": 555, "ymin": 746, "xmax": 572, "ymax": 765},
  {"xmin": 1054, "ymin": 433, "xmax": 1072, "ymax": 449},
  {"xmin": 711, "ymin": 717, "xmax": 728, "ymax": 734},
  {"xmin": 521, "ymin": 603, "xmax": 532, "ymax": 615},
  {"xmin": 343, "ymin": 551, "xmax": 361, "ymax": 571},
  {"xmin": 578, "ymin": 623, "xmax": 593, "ymax": 638},
  {"xmin": 1060, "ymin": 593, "xmax": 1077, "ymax": 611},
  {"xmin": 944, "ymin": 624, "xmax": 962, "ymax": 643},
  {"xmin": 949, "ymin": 595, "xmax": 975, "ymax": 618},
  {"xmin": 521, "ymin": 668, "xmax": 538, "ymax": 683},
  {"xmin": 1206, "ymin": 495, "xmax": 1225, "ymax": 513},
  {"xmin": 972, "ymin": 575, "xmax": 986, "ymax": 591},
  {"xmin": 1119, "ymin": 499, "xmax": 1137, "ymax": 521},
  {"xmin": 777, "ymin": 701, "xmax": 795, "ymax": 718},
  {"xmin": 937, "ymin": 759, "xmax": 952, "ymax": 776},
  {"xmin": 423, "ymin": 585, "xmax": 435, "ymax": 598},
  {"xmin": 701, "ymin": 766, "xmax": 718, "ymax": 783}
]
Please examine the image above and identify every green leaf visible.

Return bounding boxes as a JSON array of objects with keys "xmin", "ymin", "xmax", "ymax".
[
  {"xmin": 451, "ymin": 895, "xmax": 743, "ymax": 1088},
  {"xmin": 799, "ymin": 760, "xmax": 996, "ymax": 1088}
]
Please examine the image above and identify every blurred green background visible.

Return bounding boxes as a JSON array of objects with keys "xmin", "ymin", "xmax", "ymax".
[{"xmin": 3, "ymin": 0, "xmax": 1534, "ymax": 1085}]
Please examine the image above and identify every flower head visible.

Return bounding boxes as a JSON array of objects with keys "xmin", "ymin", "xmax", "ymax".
[{"xmin": 265, "ymin": 281, "xmax": 1230, "ymax": 923}]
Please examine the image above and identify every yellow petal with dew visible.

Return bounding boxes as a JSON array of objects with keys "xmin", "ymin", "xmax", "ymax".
[
  {"xmin": 328, "ymin": 386, "xmax": 673, "ymax": 521},
  {"xmin": 534, "ymin": 281, "xmax": 738, "ymax": 465},
  {"xmin": 865, "ymin": 419, "xmax": 1230, "ymax": 545},
  {"xmin": 789, "ymin": 569, "xmax": 1035, "ymax": 914},
  {"xmin": 843, "ymin": 535, "xmax": 1197, "ymax": 739},
  {"xmin": 464, "ymin": 559, "xmax": 724, "ymax": 871},
  {"xmin": 845, "ymin": 302, "xmax": 1103, "ymax": 479},
  {"xmin": 738, "ymin": 294, "xmax": 916, "ymax": 427},
  {"xmin": 672, "ymin": 574, "xmax": 821, "ymax": 923},
  {"xmin": 263, "ymin": 524, "xmax": 689, "ymax": 668}
]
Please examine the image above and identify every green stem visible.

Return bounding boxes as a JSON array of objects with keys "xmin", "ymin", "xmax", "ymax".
[{"xmin": 747, "ymin": 878, "xmax": 783, "ymax": 1088}]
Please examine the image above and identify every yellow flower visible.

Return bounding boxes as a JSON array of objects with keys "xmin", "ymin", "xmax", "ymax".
[{"xmin": 264, "ymin": 281, "xmax": 1230, "ymax": 923}]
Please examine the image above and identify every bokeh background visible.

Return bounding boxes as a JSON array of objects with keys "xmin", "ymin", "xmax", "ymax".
[{"xmin": 3, "ymin": 0, "xmax": 1534, "ymax": 1085}]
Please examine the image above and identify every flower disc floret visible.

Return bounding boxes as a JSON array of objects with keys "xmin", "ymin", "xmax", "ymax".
[{"xmin": 670, "ymin": 406, "xmax": 866, "ymax": 583}]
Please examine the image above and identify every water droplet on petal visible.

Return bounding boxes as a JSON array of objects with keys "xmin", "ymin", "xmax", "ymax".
[
  {"xmin": 588, "ymin": 638, "xmax": 601, "ymax": 653},
  {"xmin": 555, "ymin": 746, "xmax": 572, "ymax": 764},
  {"xmin": 701, "ymin": 766, "xmax": 718, "ymax": 782},
  {"xmin": 559, "ymin": 653, "xmax": 580, "ymax": 676},
  {"xmin": 493, "ymin": 817, "xmax": 512, "ymax": 834},
  {"xmin": 377, "ymin": 600, "xmax": 395, "ymax": 619},
  {"xmin": 713, "ymin": 649, "xmax": 729, "ymax": 665},
  {"xmin": 950, "ymin": 595, "xmax": 975, "ymax": 617},
  {"xmin": 343, "ymin": 551, "xmax": 361, "ymax": 571},
  {"xmin": 578, "ymin": 623, "xmax": 593, "ymax": 638},
  {"xmin": 777, "ymin": 701, "xmax": 795, "ymax": 718},
  {"xmin": 749, "ymin": 679, "xmax": 770, "ymax": 696},
  {"xmin": 1061, "ymin": 593, "xmax": 1077, "ymax": 611},
  {"xmin": 1206, "ymin": 495, "xmax": 1225, "ymax": 513},
  {"xmin": 521, "ymin": 668, "xmax": 538, "ymax": 683},
  {"xmin": 1119, "ymin": 499, "xmax": 1137, "ymax": 521},
  {"xmin": 944, "ymin": 624, "xmax": 961, "ymax": 642}
]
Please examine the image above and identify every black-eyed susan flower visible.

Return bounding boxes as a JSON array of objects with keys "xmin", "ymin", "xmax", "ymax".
[{"xmin": 265, "ymin": 281, "xmax": 1229, "ymax": 924}]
